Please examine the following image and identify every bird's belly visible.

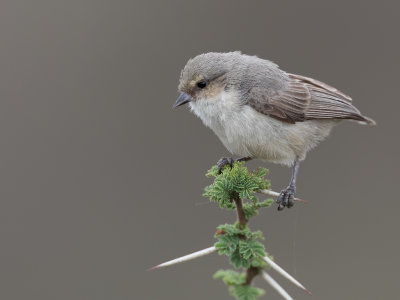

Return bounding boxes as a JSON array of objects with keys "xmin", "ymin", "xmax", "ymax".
[
  {"xmin": 219, "ymin": 110, "xmax": 297, "ymax": 165},
  {"xmin": 189, "ymin": 92, "xmax": 334, "ymax": 166},
  {"xmin": 191, "ymin": 99, "xmax": 297, "ymax": 165}
]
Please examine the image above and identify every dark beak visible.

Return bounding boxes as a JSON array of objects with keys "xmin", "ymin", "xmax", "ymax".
[{"xmin": 173, "ymin": 92, "xmax": 193, "ymax": 108}]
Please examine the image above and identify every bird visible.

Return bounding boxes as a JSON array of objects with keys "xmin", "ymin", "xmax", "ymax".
[{"xmin": 174, "ymin": 52, "xmax": 375, "ymax": 210}]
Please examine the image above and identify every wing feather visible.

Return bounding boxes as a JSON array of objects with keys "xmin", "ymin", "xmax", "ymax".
[{"xmin": 247, "ymin": 73, "xmax": 373, "ymax": 124}]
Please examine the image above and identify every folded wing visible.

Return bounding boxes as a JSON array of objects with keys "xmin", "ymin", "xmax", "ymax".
[{"xmin": 248, "ymin": 73, "xmax": 374, "ymax": 124}]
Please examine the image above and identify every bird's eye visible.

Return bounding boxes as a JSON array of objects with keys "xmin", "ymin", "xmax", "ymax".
[{"xmin": 197, "ymin": 81, "xmax": 207, "ymax": 89}]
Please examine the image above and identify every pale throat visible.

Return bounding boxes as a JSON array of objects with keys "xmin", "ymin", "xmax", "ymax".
[{"xmin": 189, "ymin": 90, "xmax": 241, "ymax": 125}]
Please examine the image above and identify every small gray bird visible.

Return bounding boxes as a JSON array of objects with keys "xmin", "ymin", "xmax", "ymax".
[{"xmin": 174, "ymin": 52, "xmax": 375, "ymax": 210}]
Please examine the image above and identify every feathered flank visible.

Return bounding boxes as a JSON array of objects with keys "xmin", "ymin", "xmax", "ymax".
[{"xmin": 149, "ymin": 246, "xmax": 217, "ymax": 270}]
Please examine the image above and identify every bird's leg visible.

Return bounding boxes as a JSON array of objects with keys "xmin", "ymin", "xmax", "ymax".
[
  {"xmin": 277, "ymin": 159, "xmax": 300, "ymax": 211},
  {"xmin": 217, "ymin": 156, "xmax": 252, "ymax": 173},
  {"xmin": 236, "ymin": 156, "xmax": 253, "ymax": 162},
  {"xmin": 217, "ymin": 157, "xmax": 234, "ymax": 173}
]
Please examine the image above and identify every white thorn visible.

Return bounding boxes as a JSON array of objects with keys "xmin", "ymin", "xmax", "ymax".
[
  {"xmin": 264, "ymin": 256, "xmax": 311, "ymax": 295},
  {"xmin": 261, "ymin": 271, "xmax": 294, "ymax": 300},
  {"xmin": 259, "ymin": 189, "xmax": 280, "ymax": 197},
  {"xmin": 259, "ymin": 189, "xmax": 307, "ymax": 203},
  {"xmin": 149, "ymin": 246, "xmax": 217, "ymax": 270}
]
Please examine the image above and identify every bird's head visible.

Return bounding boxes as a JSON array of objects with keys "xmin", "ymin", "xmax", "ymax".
[{"xmin": 174, "ymin": 52, "xmax": 242, "ymax": 107}]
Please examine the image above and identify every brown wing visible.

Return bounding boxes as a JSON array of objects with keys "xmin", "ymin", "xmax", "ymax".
[{"xmin": 248, "ymin": 73, "xmax": 372, "ymax": 124}]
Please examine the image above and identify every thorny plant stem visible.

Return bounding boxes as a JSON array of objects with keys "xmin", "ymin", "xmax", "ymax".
[
  {"xmin": 232, "ymin": 191, "xmax": 247, "ymax": 229},
  {"xmin": 151, "ymin": 163, "xmax": 311, "ymax": 299},
  {"xmin": 246, "ymin": 266, "xmax": 260, "ymax": 285},
  {"xmin": 232, "ymin": 191, "xmax": 260, "ymax": 285}
]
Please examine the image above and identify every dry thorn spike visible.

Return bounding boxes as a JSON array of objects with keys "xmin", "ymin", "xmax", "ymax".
[
  {"xmin": 148, "ymin": 246, "xmax": 217, "ymax": 270},
  {"xmin": 263, "ymin": 255, "xmax": 312, "ymax": 295},
  {"xmin": 261, "ymin": 271, "xmax": 294, "ymax": 300},
  {"xmin": 259, "ymin": 189, "xmax": 308, "ymax": 203}
]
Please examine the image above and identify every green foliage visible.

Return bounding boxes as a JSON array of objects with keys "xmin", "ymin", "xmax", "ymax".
[
  {"xmin": 214, "ymin": 223, "xmax": 267, "ymax": 269},
  {"xmin": 239, "ymin": 239, "xmax": 266, "ymax": 260},
  {"xmin": 204, "ymin": 162, "xmax": 271, "ymax": 216},
  {"xmin": 206, "ymin": 163, "xmax": 274, "ymax": 300},
  {"xmin": 214, "ymin": 269, "xmax": 246, "ymax": 285},
  {"xmin": 243, "ymin": 198, "xmax": 274, "ymax": 219},
  {"xmin": 214, "ymin": 270, "xmax": 265, "ymax": 300},
  {"xmin": 230, "ymin": 285, "xmax": 265, "ymax": 300}
]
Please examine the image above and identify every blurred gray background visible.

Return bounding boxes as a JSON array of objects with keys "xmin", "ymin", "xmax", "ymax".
[{"xmin": 0, "ymin": 1, "xmax": 398, "ymax": 299}]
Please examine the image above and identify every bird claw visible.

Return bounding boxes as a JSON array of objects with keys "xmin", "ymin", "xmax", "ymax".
[
  {"xmin": 276, "ymin": 186, "xmax": 296, "ymax": 210},
  {"xmin": 217, "ymin": 157, "xmax": 234, "ymax": 174}
]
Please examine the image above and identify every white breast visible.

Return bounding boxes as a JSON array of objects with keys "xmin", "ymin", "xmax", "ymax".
[{"xmin": 189, "ymin": 91, "xmax": 302, "ymax": 165}]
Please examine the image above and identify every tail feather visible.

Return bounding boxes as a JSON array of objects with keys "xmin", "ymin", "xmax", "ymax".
[{"xmin": 356, "ymin": 115, "xmax": 376, "ymax": 126}]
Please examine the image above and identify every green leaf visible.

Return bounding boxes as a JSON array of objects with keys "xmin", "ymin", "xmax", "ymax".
[
  {"xmin": 250, "ymin": 256, "xmax": 268, "ymax": 268},
  {"xmin": 230, "ymin": 248, "xmax": 250, "ymax": 269},
  {"xmin": 214, "ymin": 235, "xmax": 239, "ymax": 256},
  {"xmin": 216, "ymin": 223, "xmax": 241, "ymax": 235},
  {"xmin": 250, "ymin": 230, "xmax": 264, "ymax": 240},
  {"xmin": 258, "ymin": 199, "xmax": 274, "ymax": 208},
  {"xmin": 205, "ymin": 165, "xmax": 220, "ymax": 178},
  {"xmin": 239, "ymin": 239, "xmax": 266, "ymax": 261},
  {"xmin": 214, "ymin": 224, "xmax": 267, "ymax": 269},
  {"xmin": 213, "ymin": 269, "xmax": 246, "ymax": 286},
  {"xmin": 243, "ymin": 203, "xmax": 258, "ymax": 219},
  {"xmin": 230, "ymin": 285, "xmax": 265, "ymax": 300},
  {"xmin": 204, "ymin": 162, "xmax": 271, "ymax": 213}
]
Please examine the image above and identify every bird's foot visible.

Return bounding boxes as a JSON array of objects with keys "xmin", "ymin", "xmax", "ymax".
[
  {"xmin": 276, "ymin": 186, "xmax": 296, "ymax": 211},
  {"xmin": 217, "ymin": 157, "xmax": 234, "ymax": 174}
]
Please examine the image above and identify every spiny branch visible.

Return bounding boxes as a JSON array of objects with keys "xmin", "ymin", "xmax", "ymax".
[
  {"xmin": 232, "ymin": 191, "xmax": 247, "ymax": 229},
  {"xmin": 151, "ymin": 163, "xmax": 311, "ymax": 299},
  {"xmin": 231, "ymin": 191, "xmax": 256, "ymax": 285},
  {"xmin": 149, "ymin": 245, "xmax": 310, "ymax": 296}
]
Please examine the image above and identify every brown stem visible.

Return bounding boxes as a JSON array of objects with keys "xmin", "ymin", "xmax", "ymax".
[
  {"xmin": 232, "ymin": 191, "xmax": 261, "ymax": 285},
  {"xmin": 246, "ymin": 266, "xmax": 260, "ymax": 285},
  {"xmin": 232, "ymin": 191, "xmax": 247, "ymax": 229}
]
